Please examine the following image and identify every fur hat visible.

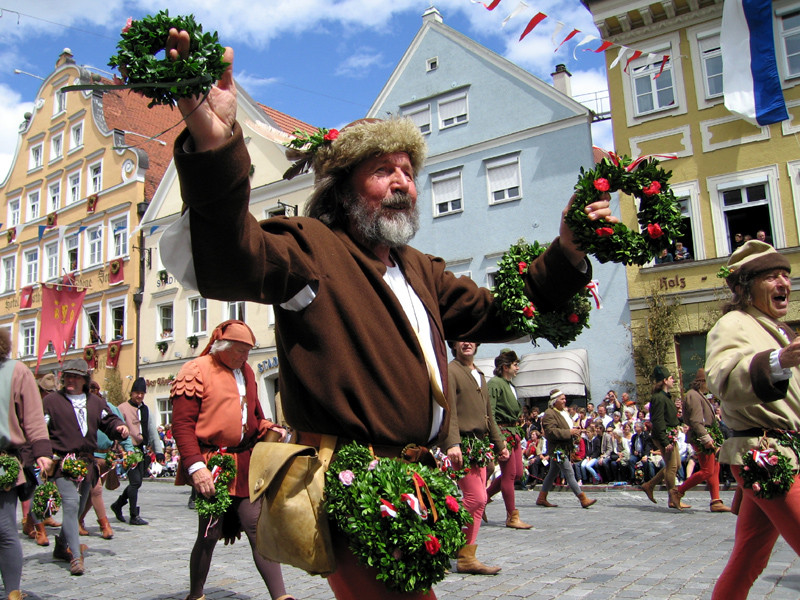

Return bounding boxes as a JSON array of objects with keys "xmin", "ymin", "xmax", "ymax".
[
  {"xmin": 725, "ymin": 240, "xmax": 790, "ymax": 290},
  {"xmin": 651, "ymin": 365, "xmax": 670, "ymax": 382},
  {"xmin": 131, "ymin": 377, "xmax": 147, "ymax": 393}
]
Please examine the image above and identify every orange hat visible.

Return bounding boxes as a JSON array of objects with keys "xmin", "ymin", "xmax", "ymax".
[{"xmin": 200, "ymin": 320, "xmax": 256, "ymax": 356}]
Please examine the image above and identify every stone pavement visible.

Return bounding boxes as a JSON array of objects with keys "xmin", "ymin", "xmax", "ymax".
[{"xmin": 8, "ymin": 480, "xmax": 800, "ymax": 600}]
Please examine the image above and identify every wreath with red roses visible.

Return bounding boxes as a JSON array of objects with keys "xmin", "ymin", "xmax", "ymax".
[{"xmin": 564, "ymin": 153, "xmax": 682, "ymax": 265}]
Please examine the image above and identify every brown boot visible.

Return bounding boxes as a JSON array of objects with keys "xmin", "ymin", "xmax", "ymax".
[
  {"xmin": 505, "ymin": 509, "xmax": 533, "ymax": 529},
  {"xmin": 78, "ymin": 519, "xmax": 89, "ymax": 536},
  {"xmin": 22, "ymin": 515, "xmax": 34, "ymax": 538},
  {"xmin": 456, "ymin": 544, "xmax": 501, "ymax": 575},
  {"xmin": 34, "ymin": 522, "xmax": 49, "ymax": 546},
  {"xmin": 668, "ymin": 488, "xmax": 691, "ymax": 510},
  {"xmin": 98, "ymin": 516, "xmax": 114, "ymax": 539},
  {"xmin": 710, "ymin": 499, "xmax": 732, "ymax": 513},
  {"xmin": 578, "ymin": 492, "xmax": 597, "ymax": 508},
  {"xmin": 70, "ymin": 556, "xmax": 85, "ymax": 576},
  {"xmin": 42, "ymin": 516, "xmax": 61, "ymax": 527},
  {"xmin": 536, "ymin": 491, "xmax": 558, "ymax": 507},
  {"xmin": 640, "ymin": 480, "xmax": 657, "ymax": 504},
  {"xmin": 7, "ymin": 590, "xmax": 22, "ymax": 600}
]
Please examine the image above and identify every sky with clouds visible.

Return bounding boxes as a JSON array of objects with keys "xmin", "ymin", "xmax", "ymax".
[{"xmin": 0, "ymin": 0, "xmax": 613, "ymax": 180}]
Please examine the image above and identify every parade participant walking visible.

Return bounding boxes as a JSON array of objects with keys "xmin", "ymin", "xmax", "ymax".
[
  {"xmin": 159, "ymin": 29, "xmax": 614, "ymax": 599},
  {"xmin": 110, "ymin": 377, "xmax": 164, "ymax": 526},
  {"xmin": 42, "ymin": 359, "xmax": 128, "ymax": 576},
  {"xmin": 0, "ymin": 329, "xmax": 53, "ymax": 600},
  {"xmin": 486, "ymin": 349, "xmax": 532, "ymax": 529},
  {"xmin": 537, "ymin": 389, "xmax": 596, "ymax": 509},
  {"xmin": 673, "ymin": 370, "xmax": 731, "ymax": 513},
  {"xmin": 640, "ymin": 366, "xmax": 687, "ymax": 510},
  {"xmin": 442, "ymin": 341, "xmax": 508, "ymax": 575},
  {"xmin": 171, "ymin": 320, "xmax": 294, "ymax": 600},
  {"xmin": 706, "ymin": 241, "xmax": 800, "ymax": 599}
]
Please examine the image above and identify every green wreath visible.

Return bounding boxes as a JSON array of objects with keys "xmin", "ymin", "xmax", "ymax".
[
  {"xmin": 108, "ymin": 10, "xmax": 228, "ymax": 107},
  {"xmin": 493, "ymin": 240, "xmax": 592, "ymax": 348},
  {"xmin": 0, "ymin": 454, "xmax": 20, "ymax": 491},
  {"xmin": 740, "ymin": 447, "xmax": 794, "ymax": 499},
  {"xmin": 195, "ymin": 453, "xmax": 236, "ymax": 519},
  {"xmin": 61, "ymin": 454, "xmax": 88, "ymax": 482},
  {"xmin": 500, "ymin": 425, "xmax": 527, "ymax": 451},
  {"xmin": 122, "ymin": 449, "xmax": 144, "ymax": 470},
  {"xmin": 33, "ymin": 481, "xmax": 62, "ymax": 519},
  {"xmin": 564, "ymin": 153, "xmax": 683, "ymax": 265},
  {"xmin": 326, "ymin": 443, "xmax": 471, "ymax": 594},
  {"xmin": 695, "ymin": 422, "xmax": 725, "ymax": 455},
  {"xmin": 442, "ymin": 435, "xmax": 495, "ymax": 480}
]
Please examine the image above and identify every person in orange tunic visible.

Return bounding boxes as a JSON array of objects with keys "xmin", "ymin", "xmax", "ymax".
[{"xmin": 171, "ymin": 320, "xmax": 295, "ymax": 600}]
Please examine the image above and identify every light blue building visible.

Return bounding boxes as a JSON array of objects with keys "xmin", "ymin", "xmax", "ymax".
[{"xmin": 367, "ymin": 8, "xmax": 634, "ymax": 405}]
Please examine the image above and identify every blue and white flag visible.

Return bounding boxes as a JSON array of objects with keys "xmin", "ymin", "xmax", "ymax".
[{"xmin": 721, "ymin": 0, "xmax": 789, "ymax": 126}]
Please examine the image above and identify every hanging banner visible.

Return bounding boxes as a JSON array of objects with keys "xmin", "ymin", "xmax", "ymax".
[
  {"xmin": 106, "ymin": 340, "xmax": 122, "ymax": 368},
  {"xmin": 37, "ymin": 284, "xmax": 86, "ymax": 372},
  {"xmin": 108, "ymin": 258, "xmax": 124, "ymax": 285},
  {"xmin": 20, "ymin": 286, "xmax": 34, "ymax": 309}
]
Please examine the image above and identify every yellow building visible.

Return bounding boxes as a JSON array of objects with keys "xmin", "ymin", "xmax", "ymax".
[
  {"xmin": 0, "ymin": 49, "xmax": 180, "ymax": 396},
  {"xmin": 584, "ymin": 0, "xmax": 800, "ymax": 388}
]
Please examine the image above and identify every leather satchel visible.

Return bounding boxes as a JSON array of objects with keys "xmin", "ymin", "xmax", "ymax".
[{"xmin": 249, "ymin": 434, "xmax": 337, "ymax": 576}]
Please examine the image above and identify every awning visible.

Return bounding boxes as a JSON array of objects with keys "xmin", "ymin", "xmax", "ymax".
[{"xmin": 475, "ymin": 348, "xmax": 590, "ymax": 399}]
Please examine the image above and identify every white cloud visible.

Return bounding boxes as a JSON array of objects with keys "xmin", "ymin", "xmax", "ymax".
[
  {"xmin": 234, "ymin": 71, "xmax": 280, "ymax": 93},
  {"xmin": 335, "ymin": 50, "xmax": 385, "ymax": 77},
  {"xmin": 0, "ymin": 84, "xmax": 32, "ymax": 184}
]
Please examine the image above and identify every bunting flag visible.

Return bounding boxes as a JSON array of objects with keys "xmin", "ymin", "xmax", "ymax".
[
  {"xmin": 108, "ymin": 258, "xmax": 124, "ymax": 284},
  {"xmin": 519, "ymin": 12, "xmax": 546, "ymax": 41},
  {"xmin": 37, "ymin": 284, "xmax": 86, "ymax": 372},
  {"xmin": 20, "ymin": 286, "xmax": 34, "ymax": 309},
  {"xmin": 721, "ymin": 0, "xmax": 788, "ymax": 125},
  {"xmin": 106, "ymin": 340, "xmax": 122, "ymax": 369}
]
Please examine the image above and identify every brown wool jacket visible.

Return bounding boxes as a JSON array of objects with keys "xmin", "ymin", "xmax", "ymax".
[{"xmin": 173, "ymin": 124, "xmax": 591, "ymax": 447}]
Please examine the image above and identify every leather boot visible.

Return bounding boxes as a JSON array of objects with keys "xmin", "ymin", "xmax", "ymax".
[
  {"xmin": 578, "ymin": 492, "xmax": 597, "ymax": 508},
  {"xmin": 42, "ymin": 516, "xmax": 61, "ymax": 527},
  {"xmin": 8, "ymin": 590, "xmax": 22, "ymax": 600},
  {"xmin": 70, "ymin": 556, "xmax": 85, "ymax": 576},
  {"xmin": 53, "ymin": 534, "xmax": 71, "ymax": 561},
  {"xmin": 536, "ymin": 491, "xmax": 558, "ymax": 507},
  {"xmin": 668, "ymin": 488, "xmax": 691, "ymax": 510},
  {"xmin": 456, "ymin": 544, "xmax": 501, "ymax": 575},
  {"xmin": 78, "ymin": 519, "xmax": 89, "ymax": 536},
  {"xmin": 129, "ymin": 507, "xmax": 148, "ymax": 526},
  {"xmin": 505, "ymin": 509, "xmax": 533, "ymax": 529},
  {"xmin": 98, "ymin": 516, "xmax": 114, "ymax": 539},
  {"xmin": 22, "ymin": 515, "xmax": 34, "ymax": 538},
  {"xmin": 34, "ymin": 522, "xmax": 49, "ymax": 546},
  {"xmin": 110, "ymin": 496, "xmax": 126, "ymax": 523},
  {"xmin": 640, "ymin": 480, "xmax": 657, "ymax": 504},
  {"xmin": 710, "ymin": 499, "xmax": 732, "ymax": 513}
]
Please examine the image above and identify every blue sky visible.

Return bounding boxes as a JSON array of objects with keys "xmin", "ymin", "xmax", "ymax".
[{"xmin": 0, "ymin": 0, "xmax": 613, "ymax": 179}]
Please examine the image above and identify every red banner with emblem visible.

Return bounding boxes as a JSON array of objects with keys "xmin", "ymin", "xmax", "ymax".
[
  {"xmin": 20, "ymin": 286, "xmax": 33, "ymax": 309},
  {"xmin": 106, "ymin": 340, "xmax": 122, "ymax": 368},
  {"xmin": 37, "ymin": 284, "xmax": 86, "ymax": 372}
]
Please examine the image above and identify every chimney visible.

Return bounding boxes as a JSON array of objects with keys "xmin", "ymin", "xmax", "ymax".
[
  {"xmin": 422, "ymin": 6, "xmax": 443, "ymax": 24},
  {"xmin": 551, "ymin": 64, "xmax": 572, "ymax": 97},
  {"xmin": 56, "ymin": 48, "xmax": 75, "ymax": 68}
]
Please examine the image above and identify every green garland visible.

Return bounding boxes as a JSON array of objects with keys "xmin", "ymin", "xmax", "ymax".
[
  {"xmin": 564, "ymin": 153, "xmax": 682, "ymax": 265},
  {"xmin": 493, "ymin": 240, "xmax": 592, "ymax": 348},
  {"xmin": 442, "ymin": 435, "xmax": 495, "ymax": 480},
  {"xmin": 740, "ymin": 447, "xmax": 794, "ymax": 499},
  {"xmin": 108, "ymin": 10, "xmax": 228, "ymax": 107},
  {"xmin": 500, "ymin": 425, "xmax": 526, "ymax": 451},
  {"xmin": 326, "ymin": 442, "xmax": 471, "ymax": 594},
  {"xmin": 33, "ymin": 481, "xmax": 61, "ymax": 519},
  {"xmin": 61, "ymin": 454, "xmax": 88, "ymax": 482},
  {"xmin": 123, "ymin": 450, "xmax": 144, "ymax": 470},
  {"xmin": 0, "ymin": 454, "xmax": 20, "ymax": 491},
  {"xmin": 195, "ymin": 453, "xmax": 236, "ymax": 519},
  {"xmin": 696, "ymin": 422, "xmax": 725, "ymax": 455}
]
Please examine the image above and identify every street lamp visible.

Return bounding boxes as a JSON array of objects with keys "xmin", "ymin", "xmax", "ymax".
[
  {"xmin": 277, "ymin": 200, "xmax": 298, "ymax": 217},
  {"xmin": 13, "ymin": 69, "xmax": 45, "ymax": 80}
]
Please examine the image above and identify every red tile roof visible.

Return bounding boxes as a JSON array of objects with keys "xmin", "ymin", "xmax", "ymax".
[{"xmin": 257, "ymin": 103, "xmax": 316, "ymax": 135}]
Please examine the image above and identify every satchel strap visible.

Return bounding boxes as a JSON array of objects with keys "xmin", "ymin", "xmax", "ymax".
[{"xmin": 318, "ymin": 434, "xmax": 336, "ymax": 470}]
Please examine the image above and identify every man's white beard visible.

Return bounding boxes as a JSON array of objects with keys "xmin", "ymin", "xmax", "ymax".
[{"xmin": 347, "ymin": 191, "xmax": 420, "ymax": 248}]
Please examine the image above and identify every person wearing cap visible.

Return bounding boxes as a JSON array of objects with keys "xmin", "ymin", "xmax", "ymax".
[
  {"xmin": 486, "ymin": 349, "xmax": 532, "ymax": 529},
  {"xmin": 537, "ymin": 389, "xmax": 597, "ymax": 509},
  {"xmin": 110, "ymin": 376, "xmax": 164, "ymax": 526},
  {"xmin": 705, "ymin": 240, "xmax": 800, "ymax": 599},
  {"xmin": 42, "ymin": 358, "xmax": 128, "ymax": 576},
  {"xmin": 441, "ymin": 341, "xmax": 508, "ymax": 575},
  {"xmin": 671, "ymin": 369, "xmax": 731, "ymax": 513},
  {"xmin": 640, "ymin": 365, "xmax": 687, "ymax": 510},
  {"xmin": 170, "ymin": 320, "xmax": 294, "ymax": 600},
  {"xmin": 160, "ymin": 33, "xmax": 614, "ymax": 600},
  {"xmin": 0, "ymin": 329, "xmax": 52, "ymax": 600}
]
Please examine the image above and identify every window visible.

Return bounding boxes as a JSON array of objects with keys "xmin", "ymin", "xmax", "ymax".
[
  {"xmin": 403, "ymin": 103, "xmax": 432, "ymax": 135},
  {"xmin": 70, "ymin": 122, "xmax": 83, "ymax": 151},
  {"xmin": 65, "ymin": 234, "xmax": 79, "ymax": 272},
  {"xmin": 53, "ymin": 89, "xmax": 66, "ymax": 115},
  {"xmin": 630, "ymin": 55, "xmax": 675, "ymax": 115},
  {"xmin": 23, "ymin": 248, "xmax": 39, "ymax": 285},
  {"xmin": 50, "ymin": 133, "xmax": 63, "ymax": 161},
  {"xmin": 719, "ymin": 183, "xmax": 773, "ymax": 249},
  {"xmin": 86, "ymin": 306, "xmax": 101, "ymax": 344},
  {"xmin": 111, "ymin": 217, "xmax": 128, "ymax": 257},
  {"xmin": 20, "ymin": 322, "xmax": 36, "ymax": 357},
  {"xmin": 2, "ymin": 256, "xmax": 15, "ymax": 293},
  {"xmin": 486, "ymin": 155, "xmax": 522, "ymax": 205},
  {"xmin": 109, "ymin": 302, "xmax": 125, "ymax": 340},
  {"xmin": 88, "ymin": 162, "xmax": 102, "ymax": 194},
  {"xmin": 157, "ymin": 398, "xmax": 172, "ymax": 428},
  {"xmin": 188, "ymin": 297, "xmax": 207, "ymax": 335},
  {"xmin": 677, "ymin": 333, "xmax": 707, "ymax": 390},
  {"xmin": 8, "ymin": 199, "xmax": 20, "ymax": 228},
  {"xmin": 27, "ymin": 190, "xmax": 40, "ymax": 221},
  {"xmin": 426, "ymin": 57, "xmax": 438, "ymax": 72},
  {"xmin": 226, "ymin": 301, "xmax": 246, "ymax": 321},
  {"xmin": 158, "ymin": 303, "xmax": 174, "ymax": 339},
  {"xmin": 781, "ymin": 9, "xmax": 800, "ymax": 76},
  {"xmin": 675, "ymin": 196, "xmax": 695, "ymax": 260},
  {"xmin": 438, "ymin": 90, "xmax": 468, "ymax": 129},
  {"xmin": 431, "ymin": 169, "xmax": 463, "ymax": 216},
  {"xmin": 29, "ymin": 144, "xmax": 43, "ymax": 170},
  {"xmin": 68, "ymin": 171, "xmax": 81, "ymax": 204},
  {"xmin": 48, "ymin": 181, "xmax": 61, "ymax": 213},
  {"xmin": 87, "ymin": 226, "xmax": 103, "ymax": 266},
  {"xmin": 699, "ymin": 33, "xmax": 723, "ymax": 98},
  {"xmin": 44, "ymin": 241, "xmax": 59, "ymax": 281}
]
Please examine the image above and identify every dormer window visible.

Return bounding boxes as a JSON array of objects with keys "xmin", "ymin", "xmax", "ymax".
[{"xmin": 426, "ymin": 57, "xmax": 438, "ymax": 72}]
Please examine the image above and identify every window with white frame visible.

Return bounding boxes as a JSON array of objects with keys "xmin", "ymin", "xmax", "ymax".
[
  {"xmin": 23, "ymin": 248, "xmax": 38, "ymax": 285},
  {"xmin": 44, "ymin": 241, "xmax": 59, "ymax": 281},
  {"xmin": 226, "ymin": 301, "xmax": 246, "ymax": 321},
  {"xmin": 8, "ymin": 199, "xmax": 20, "ymax": 228},
  {"xmin": 111, "ymin": 217, "xmax": 128, "ymax": 257},
  {"xmin": 438, "ymin": 90, "xmax": 468, "ymax": 129},
  {"xmin": 50, "ymin": 133, "xmax": 63, "ymax": 161},
  {"xmin": 65, "ymin": 234, "xmax": 79, "ymax": 272},
  {"xmin": 29, "ymin": 144, "xmax": 43, "ymax": 171},
  {"xmin": 70, "ymin": 121, "xmax": 83, "ymax": 151},
  {"xmin": 188, "ymin": 297, "xmax": 207, "ymax": 335},
  {"xmin": 2, "ymin": 256, "xmax": 15, "ymax": 293},
  {"xmin": 630, "ymin": 54, "xmax": 675, "ymax": 115},
  {"xmin": 54, "ymin": 88, "xmax": 66, "ymax": 115},
  {"xmin": 88, "ymin": 162, "xmax": 102, "ymax": 194},
  {"xmin": 20, "ymin": 321, "xmax": 36, "ymax": 357},
  {"xmin": 426, "ymin": 57, "xmax": 438, "ymax": 72},
  {"xmin": 48, "ymin": 181, "xmax": 60, "ymax": 213},
  {"xmin": 157, "ymin": 398, "xmax": 172, "ymax": 427},
  {"xmin": 403, "ymin": 102, "xmax": 432, "ymax": 135},
  {"xmin": 68, "ymin": 171, "xmax": 81, "ymax": 204},
  {"xmin": 780, "ymin": 9, "xmax": 800, "ymax": 76},
  {"xmin": 698, "ymin": 33, "xmax": 723, "ymax": 99},
  {"xmin": 109, "ymin": 301, "xmax": 125, "ymax": 341},
  {"xmin": 486, "ymin": 155, "xmax": 522, "ymax": 205},
  {"xmin": 87, "ymin": 226, "xmax": 103, "ymax": 266},
  {"xmin": 675, "ymin": 196, "xmax": 695, "ymax": 260},
  {"xmin": 27, "ymin": 190, "xmax": 40, "ymax": 221},
  {"xmin": 86, "ymin": 305, "xmax": 101, "ymax": 344},
  {"xmin": 719, "ymin": 182, "xmax": 774, "ymax": 249},
  {"xmin": 431, "ymin": 169, "xmax": 463, "ymax": 216},
  {"xmin": 158, "ymin": 303, "xmax": 174, "ymax": 339}
]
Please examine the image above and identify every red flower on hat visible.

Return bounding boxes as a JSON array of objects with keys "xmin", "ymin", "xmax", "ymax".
[
  {"xmin": 646, "ymin": 223, "xmax": 664, "ymax": 239},
  {"xmin": 424, "ymin": 535, "xmax": 441, "ymax": 555},
  {"xmin": 642, "ymin": 181, "xmax": 661, "ymax": 196},
  {"xmin": 596, "ymin": 227, "xmax": 614, "ymax": 237},
  {"xmin": 593, "ymin": 178, "xmax": 610, "ymax": 192},
  {"xmin": 518, "ymin": 261, "xmax": 527, "ymax": 275},
  {"xmin": 122, "ymin": 17, "xmax": 133, "ymax": 33},
  {"xmin": 568, "ymin": 313, "xmax": 579, "ymax": 324},
  {"xmin": 522, "ymin": 303, "xmax": 535, "ymax": 318},
  {"xmin": 323, "ymin": 129, "xmax": 339, "ymax": 141}
]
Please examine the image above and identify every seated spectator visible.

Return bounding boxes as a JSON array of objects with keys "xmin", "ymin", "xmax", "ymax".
[
  {"xmin": 613, "ymin": 430, "xmax": 631, "ymax": 482},
  {"xmin": 580, "ymin": 425, "xmax": 602, "ymax": 484},
  {"xmin": 597, "ymin": 424, "xmax": 620, "ymax": 483},
  {"xmin": 571, "ymin": 432, "xmax": 586, "ymax": 485},
  {"xmin": 674, "ymin": 242, "xmax": 691, "ymax": 261},
  {"xmin": 655, "ymin": 248, "xmax": 673, "ymax": 263}
]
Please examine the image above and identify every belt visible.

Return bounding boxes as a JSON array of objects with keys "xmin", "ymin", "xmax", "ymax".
[
  {"xmin": 295, "ymin": 431, "xmax": 437, "ymax": 468},
  {"xmin": 731, "ymin": 428, "xmax": 783, "ymax": 438},
  {"xmin": 200, "ymin": 438, "xmax": 256, "ymax": 454}
]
